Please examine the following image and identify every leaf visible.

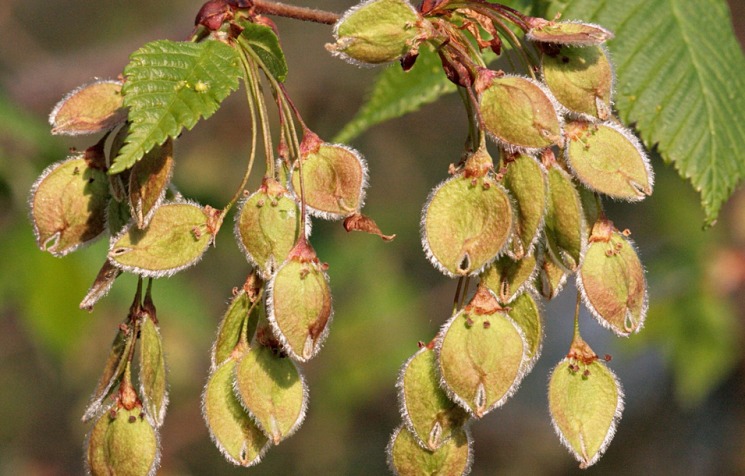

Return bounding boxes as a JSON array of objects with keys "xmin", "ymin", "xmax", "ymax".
[
  {"xmin": 111, "ymin": 39, "xmax": 241, "ymax": 173},
  {"xmin": 544, "ymin": 0, "xmax": 745, "ymax": 225},
  {"xmin": 333, "ymin": 46, "xmax": 456, "ymax": 143},
  {"xmin": 237, "ymin": 21, "xmax": 288, "ymax": 82},
  {"xmin": 139, "ymin": 315, "xmax": 168, "ymax": 427}
]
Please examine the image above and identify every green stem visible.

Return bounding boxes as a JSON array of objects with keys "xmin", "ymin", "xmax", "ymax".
[
  {"xmin": 572, "ymin": 288, "xmax": 582, "ymax": 343},
  {"xmin": 452, "ymin": 277, "xmax": 465, "ymax": 315}
]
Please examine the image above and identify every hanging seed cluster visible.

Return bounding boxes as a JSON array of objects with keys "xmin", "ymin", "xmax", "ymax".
[
  {"xmin": 330, "ymin": 0, "xmax": 652, "ymax": 472},
  {"xmin": 30, "ymin": 2, "xmax": 395, "ymax": 473},
  {"xmin": 30, "ymin": 0, "xmax": 654, "ymax": 474}
]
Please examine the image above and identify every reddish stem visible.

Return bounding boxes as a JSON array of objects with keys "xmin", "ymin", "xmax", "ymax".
[{"xmin": 250, "ymin": 0, "xmax": 340, "ymax": 25}]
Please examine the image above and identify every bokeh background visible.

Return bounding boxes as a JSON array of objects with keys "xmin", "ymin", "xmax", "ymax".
[{"xmin": 1, "ymin": 1, "xmax": 745, "ymax": 475}]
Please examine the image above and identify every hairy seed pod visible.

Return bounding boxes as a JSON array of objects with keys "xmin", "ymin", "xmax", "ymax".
[
  {"xmin": 578, "ymin": 219, "xmax": 647, "ymax": 336},
  {"xmin": 139, "ymin": 315, "xmax": 168, "ymax": 427},
  {"xmin": 502, "ymin": 153, "xmax": 548, "ymax": 258},
  {"xmin": 87, "ymin": 403, "xmax": 160, "ymax": 476},
  {"xmin": 108, "ymin": 201, "xmax": 214, "ymax": 277},
  {"xmin": 49, "ymin": 80, "xmax": 126, "ymax": 135},
  {"xmin": 508, "ymin": 292, "xmax": 543, "ymax": 374},
  {"xmin": 29, "ymin": 152, "xmax": 109, "ymax": 256},
  {"xmin": 327, "ymin": 0, "xmax": 423, "ymax": 65},
  {"xmin": 565, "ymin": 121, "xmax": 653, "ymax": 201},
  {"xmin": 526, "ymin": 18, "xmax": 614, "ymax": 46},
  {"xmin": 477, "ymin": 71, "xmax": 563, "ymax": 151},
  {"xmin": 542, "ymin": 45, "xmax": 614, "ymax": 120},
  {"xmin": 397, "ymin": 346, "xmax": 469, "ymax": 451},
  {"xmin": 387, "ymin": 425, "xmax": 473, "ymax": 476},
  {"xmin": 544, "ymin": 163, "xmax": 586, "ymax": 271},
  {"xmin": 129, "ymin": 138, "xmax": 174, "ymax": 229},
  {"xmin": 234, "ymin": 344, "xmax": 308, "ymax": 444},
  {"xmin": 290, "ymin": 135, "xmax": 368, "ymax": 220},
  {"xmin": 235, "ymin": 178, "xmax": 303, "ymax": 278},
  {"xmin": 480, "ymin": 254, "xmax": 538, "ymax": 305},
  {"xmin": 548, "ymin": 356, "xmax": 623, "ymax": 469},
  {"xmin": 535, "ymin": 243, "xmax": 569, "ymax": 300},
  {"xmin": 422, "ymin": 152, "xmax": 513, "ymax": 277},
  {"xmin": 202, "ymin": 359, "xmax": 270, "ymax": 467},
  {"xmin": 267, "ymin": 239, "xmax": 333, "ymax": 362},
  {"xmin": 437, "ymin": 286, "xmax": 526, "ymax": 417}
]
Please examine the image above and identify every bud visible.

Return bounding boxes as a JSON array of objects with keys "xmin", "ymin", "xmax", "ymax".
[
  {"xmin": 502, "ymin": 153, "xmax": 547, "ymax": 258},
  {"xmin": 397, "ymin": 347, "xmax": 469, "ymax": 451},
  {"xmin": 290, "ymin": 137, "xmax": 368, "ymax": 220},
  {"xmin": 234, "ymin": 345, "xmax": 308, "ymax": 444},
  {"xmin": 422, "ymin": 170, "xmax": 513, "ymax": 277},
  {"xmin": 139, "ymin": 315, "xmax": 168, "ymax": 427},
  {"xmin": 80, "ymin": 260, "xmax": 122, "ymax": 311},
  {"xmin": 86, "ymin": 403, "xmax": 160, "ymax": 476},
  {"xmin": 29, "ymin": 154, "xmax": 109, "ymax": 256},
  {"xmin": 202, "ymin": 359, "xmax": 271, "ymax": 466},
  {"xmin": 548, "ymin": 357, "xmax": 624, "ymax": 469},
  {"xmin": 542, "ymin": 46, "xmax": 614, "ymax": 120},
  {"xmin": 129, "ymin": 138, "xmax": 175, "ymax": 229},
  {"xmin": 267, "ymin": 240, "xmax": 333, "ymax": 362},
  {"xmin": 565, "ymin": 121, "xmax": 653, "ymax": 201},
  {"xmin": 387, "ymin": 425, "xmax": 472, "ymax": 476},
  {"xmin": 478, "ymin": 71, "xmax": 563, "ymax": 150},
  {"xmin": 526, "ymin": 18, "xmax": 614, "ymax": 46},
  {"xmin": 544, "ymin": 163, "xmax": 586, "ymax": 271},
  {"xmin": 49, "ymin": 80, "xmax": 126, "ymax": 135},
  {"xmin": 235, "ymin": 178, "xmax": 303, "ymax": 278},
  {"xmin": 437, "ymin": 286, "xmax": 526, "ymax": 417},
  {"xmin": 327, "ymin": 0, "xmax": 423, "ymax": 65},
  {"xmin": 578, "ymin": 219, "xmax": 647, "ymax": 336},
  {"xmin": 108, "ymin": 201, "xmax": 214, "ymax": 277},
  {"xmin": 480, "ymin": 254, "xmax": 538, "ymax": 305}
]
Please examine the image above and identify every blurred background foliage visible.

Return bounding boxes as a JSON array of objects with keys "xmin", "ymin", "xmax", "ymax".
[{"xmin": 1, "ymin": 0, "xmax": 744, "ymax": 475}]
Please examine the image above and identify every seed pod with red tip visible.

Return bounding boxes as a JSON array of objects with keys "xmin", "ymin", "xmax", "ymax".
[{"xmin": 266, "ymin": 239, "xmax": 333, "ymax": 362}]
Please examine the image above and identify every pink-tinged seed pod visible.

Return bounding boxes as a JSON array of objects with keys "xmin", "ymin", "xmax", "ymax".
[{"xmin": 49, "ymin": 80, "xmax": 126, "ymax": 135}]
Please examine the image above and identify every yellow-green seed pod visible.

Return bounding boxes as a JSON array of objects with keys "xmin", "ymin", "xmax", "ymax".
[
  {"xmin": 387, "ymin": 425, "xmax": 473, "ymax": 476},
  {"xmin": 49, "ymin": 79, "xmax": 126, "ymax": 135}
]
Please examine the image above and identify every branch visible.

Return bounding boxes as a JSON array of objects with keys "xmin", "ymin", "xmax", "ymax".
[{"xmin": 251, "ymin": 0, "xmax": 340, "ymax": 25}]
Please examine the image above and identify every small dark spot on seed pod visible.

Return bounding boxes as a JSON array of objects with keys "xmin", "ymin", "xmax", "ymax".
[
  {"xmin": 73, "ymin": 167, "xmax": 80, "ymax": 175},
  {"xmin": 109, "ymin": 409, "xmax": 117, "ymax": 419},
  {"xmin": 465, "ymin": 317, "xmax": 474, "ymax": 327},
  {"xmin": 583, "ymin": 369, "xmax": 591, "ymax": 378},
  {"xmin": 482, "ymin": 182, "xmax": 491, "ymax": 190},
  {"xmin": 139, "ymin": 412, "xmax": 145, "ymax": 420},
  {"xmin": 417, "ymin": 341, "xmax": 425, "ymax": 348},
  {"xmin": 299, "ymin": 268, "xmax": 310, "ymax": 279},
  {"xmin": 270, "ymin": 199, "xmax": 278, "ymax": 207},
  {"xmin": 604, "ymin": 354, "xmax": 612, "ymax": 362},
  {"xmin": 128, "ymin": 415, "xmax": 137, "ymax": 423},
  {"xmin": 257, "ymin": 199, "xmax": 265, "ymax": 208},
  {"xmin": 242, "ymin": 190, "xmax": 250, "ymax": 196},
  {"xmin": 231, "ymin": 286, "xmax": 239, "ymax": 296},
  {"xmin": 483, "ymin": 321, "xmax": 491, "ymax": 329},
  {"xmin": 88, "ymin": 177, "xmax": 95, "ymax": 184},
  {"xmin": 562, "ymin": 56, "xmax": 570, "ymax": 63}
]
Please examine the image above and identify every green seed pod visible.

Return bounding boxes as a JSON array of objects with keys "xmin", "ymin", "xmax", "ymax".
[
  {"xmin": 544, "ymin": 163, "xmax": 586, "ymax": 271},
  {"xmin": 49, "ymin": 80, "xmax": 126, "ymax": 135},
  {"xmin": 535, "ymin": 244, "xmax": 568, "ymax": 300},
  {"xmin": 526, "ymin": 19, "xmax": 614, "ymax": 46},
  {"xmin": 202, "ymin": 359, "xmax": 271, "ymax": 467},
  {"xmin": 477, "ymin": 71, "xmax": 563, "ymax": 150},
  {"xmin": 565, "ymin": 121, "xmax": 653, "ymax": 201},
  {"xmin": 578, "ymin": 220, "xmax": 647, "ymax": 336},
  {"xmin": 234, "ymin": 345, "xmax": 308, "ymax": 444},
  {"xmin": 29, "ymin": 154, "xmax": 109, "ymax": 256},
  {"xmin": 267, "ymin": 240, "xmax": 333, "ymax": 362},
  {"xmin": 212, "ymin": 288, "xmax": 259, "ymax": 370},
  {"xmin": 548, "ymin": 357, "xmax": 623, "ymax": 469},
  {"xmin": 437, "ymin": 286, "xmax": 526, "ymax": 417},
  {"xmin": 108, "ymin": 194, "xmax": 132, "ymax": 236},
  {"xmin": 480, "ymin": 254, "xmax": 538, "ymax": 305},
  {"xmin": 542, "ymin": 46, "xmax": 614, "ymax": 120},
  {"xmin": 235, "ymin": 178, "xmax": 303, "ymax": 279},
  {"xmin": 86, "ymin": 404, "xmax": 160, "ymax": 476},
  {"xmin": 327, "ymin": 0, "xmax": 422, "ymax": 65},
  {"xmin": 397, "ymin": 346, "xmax": 470, "ymax": 451},
  {"xmin": 502, "ymin": 154, "xmax": 547, "ymax": 258},
  {"xmin": 422, "ymin": 172, "xmax": 513, "ymax": 277},
  {"xmin": 108, "ymin": 201, "xmax": 214, "ymax": 277},
  {"xmin": 290, "ymin": 137, "xmax": 368, "ymax": 220},
  {"xmin": 139, "ymin": 315, "xmax": 168, "ymax": 427},
  {"xmin": 82, "ymin": 324, "xmax": 135, "ymax": 422},
  {"xmin": 387, "ymin": 425, "xmax": 472, "ymax": 476},
  {"xmin": 129, "ymin": 137, "xmax": 174, "ymax": 229},
  {"xmin": 508, "ymin": 292, "xmax": 543, "ymax": 373}
]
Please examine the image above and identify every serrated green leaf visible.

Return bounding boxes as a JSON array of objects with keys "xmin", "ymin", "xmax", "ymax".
[
  {"xmin": 545, "ymin": 0, "xmax": 745, "ymax": 224},
  {"xmin": 111, "ymin": 39, "xmax": 241, "ymax": 173},
  {"xmin": 237, "ymin": 21, "xmax": 288, "ymax": 82},
  {"xmin": 139, "ymin": 315, "xmax": 168, "ymax": 427},
  {"xmin": 333, "ymin": 46, "xmax": 456, "ymax": 143}
]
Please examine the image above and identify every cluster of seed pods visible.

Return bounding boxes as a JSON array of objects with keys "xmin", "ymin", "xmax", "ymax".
[{"xmin": 330, "ymin": 0, "xmax": 652, "ymax": 472}]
